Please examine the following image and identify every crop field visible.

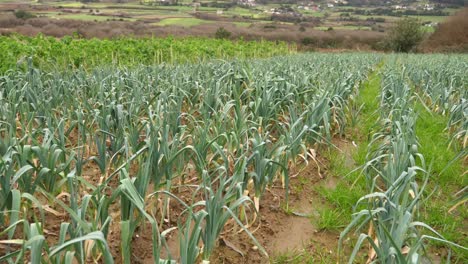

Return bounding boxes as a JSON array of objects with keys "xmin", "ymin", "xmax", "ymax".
[
  {"xmin": 0, "ymin": 35, "xmax": 467, "ymax": 263},
  {"xmin": 0, "ymin": 36, "xmax": 294, "ymax": 73}
]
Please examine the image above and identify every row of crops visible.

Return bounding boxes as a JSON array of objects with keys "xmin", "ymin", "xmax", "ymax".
[
  {"xmin": 0, "ymin": 53, "xmax": 379, "ymax": 263},
  {"xmin": 0, "ymin": 35, "xmax": 294, "ymax": 73},
  {"xmin": 0, "ymin": 51, "xmax": 466, "ymax": 263},
  {"xmin": 340, "ymin": 55, "xmax": 467, "ymax": 262},
  {"xmin": 404, "ymin": 55, "xmax": 467, "ymax": 148}
]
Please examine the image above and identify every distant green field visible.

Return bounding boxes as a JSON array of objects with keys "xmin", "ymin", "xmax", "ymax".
[
  {"xmin": 346, "ymin": 14, "xmax": 448, "ymax": 24},
  {"xmin": 352, "ymin": 14, "xmax": 398, "ymax": 21},
  {"xmin": 34, "ymin": 11, "xmax": 61, "ymax": 17},
  {"xmin": 225, "ymin": 7, "xmax": 257, "ymax": 17},
  {"xmin": 45, "ymin": 13, "xmax": 136, "ymax": 22},
  {"xmin": 409, "ymin": 15, "xmax": 448, "ymax": 23},
  {"xmin": 155, "ymin": 17, "xmax": 212, "ymax": 27},
  {"xmin": 48, "ymin": 2, "xmax": 109, "ymax": 8},
  {"xmin": 233, "ymin": 21, "xmax": 251, "ymax": 27},
  {"xmin": 300, "ymin": 10, "xmax": 327, "ymax": 17},
  {"xmin": 155, "ymin": 5, "xmax": 194, "ymax": 12},
  {"xmin": 197, "ymin": 6, "xmax": 220, "ymax": 12},
  {"xmin": 315, "ymin": 25, "xmax": 371, "ymax": 31}
]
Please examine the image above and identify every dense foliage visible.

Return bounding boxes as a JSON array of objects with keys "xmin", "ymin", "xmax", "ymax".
[
  {"xmin": 0, "ymin": 50, "xmax": 466, "ymax": 263},
  {"xmin": 0, "ymin": 35, "xmax": 294, "ymax": 73},
  {"xmin": 340, "ymin": 54, "xmax": 468, "ymax": 262},
  {"xmin": 0, "ymin": 53, "xmax": 378, "ymax": 263},
  {"xmin": 386, "ymin": 17, "xmax": 424, "ymax": 52}
]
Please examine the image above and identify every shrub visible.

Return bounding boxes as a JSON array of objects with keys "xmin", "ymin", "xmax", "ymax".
[
  {"xmin": 215, "ymin": 27, "xmax": 231, "ymax": 39},
  {"xmin": 14, "ymin": 10, "xmax": 36, "ymax": 20},
  {"xmin": 301, "ymin": 37, "xmax": 317, "ymax": 46},
  {"xmin": 386, "ymin": 17, "xmax": 424, "ymax": 52}
]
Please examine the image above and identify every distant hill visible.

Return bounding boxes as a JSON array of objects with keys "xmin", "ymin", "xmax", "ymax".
[
  {"xmin": 44, "ymin": 0, "xmax": 466, "ymax": 7},
  {"xmin": 259, "ymin": 0, "xmax": 466, "ymax": 7}
]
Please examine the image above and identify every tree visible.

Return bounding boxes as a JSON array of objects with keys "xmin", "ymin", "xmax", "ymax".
[{"xmin": 387, "ymin": 17, "xmax": 424, "ymax": 52}]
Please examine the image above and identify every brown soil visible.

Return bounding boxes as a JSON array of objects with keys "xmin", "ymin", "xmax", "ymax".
[
  {"xmin": 1, "ymin": 131, "xmax": 344, "ymax": 264},
  {"xmin": 210, "ymin": 155, "xmax": 340, "ymax": 263},
  {"xmin": 99, "ymin": 150, "xmax": 341, "ymax": 264}
]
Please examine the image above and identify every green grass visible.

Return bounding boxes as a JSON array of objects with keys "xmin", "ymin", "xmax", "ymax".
[
  {"xmin": 300, "ymin": 10, "xmax": 326, "ymax": 18},
  {"xmin": 414, "ymin": 105, "xmax": 465, "ymax": 187},
  {"xmin": 197, "ymin": 7, "xmax": 219, "ymax": 12},
  {"xmin": 356, "ymin": 65, "xmax": 382, "ymax": 135},
  {"xmin": 313, "ymin": 65, "xmax": 403, "ymax": 262},
  {"xmin": 316, "ymin": 208, "xmax": 346, "ymax": 231},
  {"xmin": 314, "ymin": 26, "xmax": 371, "ymax": 31},
  {"xmin": 314, "ymin": 150, "xmax": 367, "ymax": 233},
  {"xmin": 317, "ymin": 180, "xmax": 365, "ymax": 211},
  {"xmin": 225, "ymin": 6, "xmax": 258, "ymax": 17},
  {"xmin": 292, "ymin": 174, "xmax": 309, "ymax": 195},
  {"xmin": 48, "ymin": 1, "xmax": 109, "ymax": 8},
  {"xmin": 155, "ymin": 17, "xmax": 212, "ymax": 27},
  {"xmin": 54, "ymin": 13, "xmax": 136, "ymax": 21},
  {"xmin": 409, "ymin": 15, "xmax": 448, "ymax": 23},
  {"xmin": 156, "ymin": 5, "xmax": 194, "ymax": 12},
  {"xmin": 314, "ymin": 64, "xmax": 383, "ymax": 233},
  {"xmin": 232, "ymin": 22, "xmax": 251, "ymax": 27},
  {"xmin": 353, "ymin": 14, "xmax": 398, "ymax": 21},
  {"xmin": 273, "ymin": 247, "xmax": 334, "ymax": 263},
  {"xmin": 423, "ymin": 26, "xmax": 436, "ymax": 33},
  {"xmin": 413, "ymin": 103, "xmax": 467, "ymax": 259},
  {"xmin": 34, "ymin": 11, "xmax": 61, "ymax": 16}
]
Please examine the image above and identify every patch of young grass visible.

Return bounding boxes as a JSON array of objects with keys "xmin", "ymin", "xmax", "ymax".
[
  {"xmin": 317, "ymin": 180, "xmax": 365, "ymax": 210},
  {"xmin": 315, "ymin": 26, "xmax": 372, "ymax": 31},
  {"xmin": 155, "ymin": 17, "xmax": 212, "ymax": 27},
  {"xmin": 355, "ymin": 65, "xmax": 382, "ymax": 137},
  {"xmin": 292, "ymin": 174, "xmax": 309, "ymax": 194},
  {"xmin": 408, "ymin": 15, "xmax": 448, "ymax": 23},
  {"xmin": 273, "ymin": 247, "xmax": 334, "ymax": 264},
  {"xmin": 413, "ymin": 103, "xmax": 467, "ymax": 260},
  {"xmin": 58, "ymin": 13, "xmax": 136, "ymax": 21},
  {"xmin": 233, "ymin": 22, "xmax": 251, "ymax": 28},
  {"xmin": 316, "ymin": 208, "xmax": 346, "ymax": 231},
  {"xmin": 281, "ymin": 203, "xmax": 295, "ymax": 216},
  {"xmin": 314, "ymin": 64, "xmax": 383, "ymax": 233},
  {"xmin": 415, "ymin": 105, "xmax": 464, "ymax": 185},
  {"xmin": 423, "ymin": 200, "xmax": 468, "ymax": 262}
]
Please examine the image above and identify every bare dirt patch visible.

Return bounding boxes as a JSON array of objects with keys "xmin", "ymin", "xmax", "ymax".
[{"xmin": 211, "ymin": 155, "xmax": 340, "ymax": 263}]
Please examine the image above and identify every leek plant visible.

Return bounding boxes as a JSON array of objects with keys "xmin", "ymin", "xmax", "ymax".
[
  {"xmin": 340, "ymin": 62, "xmax": 467, "ymax": 263},
  {"xmin": 1, "ymin": 53, "xmax": 383, "ymax": 262},
  {"xmin": 196, "ymin": 166, "xmax": 267, "ymax": 263},
  {"xmin": 247, "ymin": 129, "xmax": 287, "ymax": 211}
]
